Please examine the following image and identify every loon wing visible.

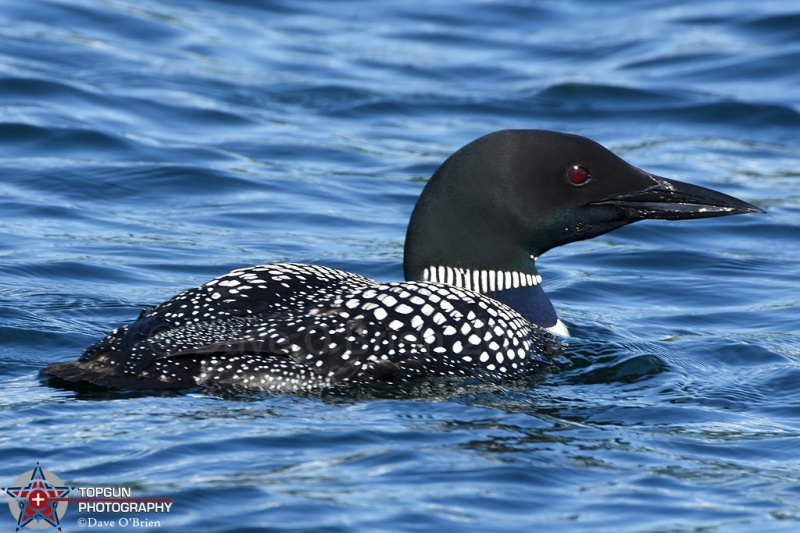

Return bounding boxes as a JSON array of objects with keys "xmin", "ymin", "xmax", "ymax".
[
  {"xmin": 42, "ymin": 263, "xmax": 375, "ymax": 389},
  {"xmin": 154, "ymin": 281, "xmax": 556, "ymax": 390},
  {"xmin": 144, "ymin": 262, "xmax": 375, "ymax": 325}
]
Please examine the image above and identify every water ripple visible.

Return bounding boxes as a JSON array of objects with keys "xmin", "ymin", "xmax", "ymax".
[{"xmin": 1, "ymin": 0, "xmax": 799, "ymax": 531}]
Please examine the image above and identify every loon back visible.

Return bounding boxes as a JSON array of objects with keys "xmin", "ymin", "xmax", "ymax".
[
  {"xmin": 42, "ymin": 130, "xmax": 762, "ymax": 392},
  {"xmin": 43, "ymin": 264, "xmax": 556, "ymax": 391}
]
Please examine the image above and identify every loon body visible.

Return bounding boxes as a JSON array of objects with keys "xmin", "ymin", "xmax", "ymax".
[{"xmin": 43, "ymin": 130, "xmax": 762, "ymax": 392}]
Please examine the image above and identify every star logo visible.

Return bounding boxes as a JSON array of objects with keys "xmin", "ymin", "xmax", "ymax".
[{"xmin": 2, "ymin": 463, "xmax": 72, "ymax": 531}]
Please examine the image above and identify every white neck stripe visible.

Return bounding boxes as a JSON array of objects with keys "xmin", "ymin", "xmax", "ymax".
[{"xmin": 422, "ymin": 266, "xmax": 542, "ymax": 293}]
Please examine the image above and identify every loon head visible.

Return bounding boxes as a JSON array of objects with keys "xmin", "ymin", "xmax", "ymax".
[{"xmin": 403, "ymin": 129, "xmax": 763, "ymax": 332}]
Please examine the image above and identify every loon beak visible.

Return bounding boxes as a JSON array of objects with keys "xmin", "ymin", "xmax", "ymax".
[{"xmin": 592, "ymin": 175, "xmax": 765, "ymax": 220}]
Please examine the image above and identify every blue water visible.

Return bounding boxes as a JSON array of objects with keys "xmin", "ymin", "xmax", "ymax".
[{"xmin": 1, "ymin": 0, "xmax": 798, "ymax": 531}]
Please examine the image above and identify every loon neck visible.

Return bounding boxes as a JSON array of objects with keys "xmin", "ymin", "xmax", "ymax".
[
  {"xmin": 419, "ymin": 265, "xmax": 568, "ymax": 336},
  {"xmin": 420, "ymin": 265, "xmax": 542, "ymax": 294}
]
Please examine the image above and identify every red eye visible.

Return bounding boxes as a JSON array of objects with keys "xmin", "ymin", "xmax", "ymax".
[{"xmin": 567, "ymin": 165, "xmax": 591, "ymax": 186}]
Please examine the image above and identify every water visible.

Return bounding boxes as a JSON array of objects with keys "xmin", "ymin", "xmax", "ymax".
[{"xmin": 1, "ymin": 0, "xmax": 798, "ymax": 531}]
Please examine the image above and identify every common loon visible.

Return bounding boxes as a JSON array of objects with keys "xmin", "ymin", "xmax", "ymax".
[{"xmin": 42, "ymin": 130, "xmax": 763, "ymax": 392}]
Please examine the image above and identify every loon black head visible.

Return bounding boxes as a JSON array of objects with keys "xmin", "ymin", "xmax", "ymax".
[{"xmin": 403, "ymin": 129, "xmax": 763, "ymax": 331}]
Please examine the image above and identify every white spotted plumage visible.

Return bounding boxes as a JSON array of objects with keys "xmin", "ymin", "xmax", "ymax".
[{"xmin": 46, "ymin": 263, "xmax": 557, "ymax": 391}]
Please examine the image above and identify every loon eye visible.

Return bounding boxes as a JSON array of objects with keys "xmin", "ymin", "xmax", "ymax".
[{"xmin": 567, "ymin": 165, "xmax": 591, "ymax": 187}]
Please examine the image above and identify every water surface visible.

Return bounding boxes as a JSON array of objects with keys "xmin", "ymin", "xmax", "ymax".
[{"xmin": 1, "ymin": 0, "xmax": 798, "ymax": 531}]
